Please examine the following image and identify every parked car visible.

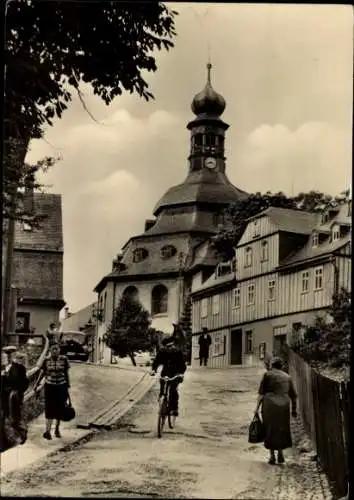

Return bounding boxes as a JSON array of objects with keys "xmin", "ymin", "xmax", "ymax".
[{"xmin": 60, "ymin": 331, "xmax": 90, "ymax": 362}]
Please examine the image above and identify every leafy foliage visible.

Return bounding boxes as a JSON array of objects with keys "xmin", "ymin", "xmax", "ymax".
[
  {"xmin": 3, "ymin": 143, "xmax": 59, "ymax": 226},
  {"xmin": 5, "ymin": 1, "xmax": 177, "ymax": 140},
  {"xmin": 103, "ymin": 294, "xmax": 154, "ymax": 366},
  {"xmin": 292, "ymin": 288, "xmax": 351, "ymax": 368},
  {"xmin": 212, "ymin": 190, "xmax": 350, "ymax": 260},
  {"xmin": 4, "ymin": 1, "xmax": 177, "ymax": 221}
]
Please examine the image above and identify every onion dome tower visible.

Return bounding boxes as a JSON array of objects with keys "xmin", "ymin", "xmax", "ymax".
[{"xmin": 152, "ymin": 63, "xmax": 247, "ymax": 222}]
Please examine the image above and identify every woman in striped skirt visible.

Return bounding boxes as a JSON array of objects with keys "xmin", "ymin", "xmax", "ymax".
[{"xmin": 35, "ymin": 343, "xmax": 70, "ymax": 440}]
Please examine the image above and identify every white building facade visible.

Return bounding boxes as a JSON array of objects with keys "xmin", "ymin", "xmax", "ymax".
[{"xmin": 93, "ymin": 65, "xmax": 248, "ymax": 364}]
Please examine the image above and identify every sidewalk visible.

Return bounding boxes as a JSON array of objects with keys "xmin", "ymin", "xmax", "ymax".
[{"xmin": 0, "ymin": 363, "xmax": 150, "ymax": 478}]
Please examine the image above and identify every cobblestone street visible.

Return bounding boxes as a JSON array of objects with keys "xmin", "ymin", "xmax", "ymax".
[{"xmin": 1, "ymin": 366, "xmax": 332, "ymax": 499}]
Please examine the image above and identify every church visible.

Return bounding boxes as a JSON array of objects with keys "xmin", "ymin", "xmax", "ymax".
[{"xmin": 93, "ymin": 64, "xmax": 247, "ymax": 364}]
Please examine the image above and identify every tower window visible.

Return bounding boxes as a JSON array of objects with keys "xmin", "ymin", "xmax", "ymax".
[
  {"xmin": 205, "ymin": 134, "xmax": 216, "ymax": 146},
  {"xmin": 194, "ymin": 134, "xmax": 203, "ymax": 147}
]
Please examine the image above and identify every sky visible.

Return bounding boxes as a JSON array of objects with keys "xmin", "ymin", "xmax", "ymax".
[{"xmin": 26, "ymin": 3, "xmax": 353, "ymax": 313}]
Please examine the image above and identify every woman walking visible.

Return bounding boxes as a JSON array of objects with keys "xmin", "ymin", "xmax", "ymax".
[
  {"xmin": 254, "ymin": 357, "xmax": 297, "ymax": 465},
  {"xmin": 34, "ymin": 343, "xmax": 70, "ymax": 440}
]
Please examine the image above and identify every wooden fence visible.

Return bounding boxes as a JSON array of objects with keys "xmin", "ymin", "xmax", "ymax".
[{"xmin": 288, "ymin": 349, "xmax": 349, "ymax": 500}]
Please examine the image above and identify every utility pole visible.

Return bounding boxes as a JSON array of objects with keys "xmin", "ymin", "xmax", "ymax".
[
  {"xmin": 2, "ymin": 189, "xmax": 17, "ymax": 342},
  {"xmin": 177, "ymin": 251, "xmax": 184, "ymax": 321}
]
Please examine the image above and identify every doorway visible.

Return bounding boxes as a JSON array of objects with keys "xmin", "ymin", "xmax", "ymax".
[
  {"xmin": 230, "ymin": 329, "xmax": 242, "ymax": 365},
  {"xmin": 273, "ymin": 334, "xmax": 287, "ymax": 357}
]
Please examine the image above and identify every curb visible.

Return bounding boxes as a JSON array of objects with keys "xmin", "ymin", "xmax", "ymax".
[
  {"xmin": 76, "ymin": 361, "xmax": 149, "ymax": 373},
  {"xmin": 76, "ymin": 372, "xmax": 153, "ymax": 429},
  {"xmin": 0, "ymin": 374, "xmax": 157, "ymax": 479}
]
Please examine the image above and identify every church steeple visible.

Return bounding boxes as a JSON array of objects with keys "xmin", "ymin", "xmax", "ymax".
[{"xmin": 187, "ymin": 64, "xmax": 229, "ymax": 174}]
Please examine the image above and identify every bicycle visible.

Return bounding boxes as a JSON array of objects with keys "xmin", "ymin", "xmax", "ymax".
[{"xmin": 155, "ymin": 373, "xmax": 183, "ymax": 439}]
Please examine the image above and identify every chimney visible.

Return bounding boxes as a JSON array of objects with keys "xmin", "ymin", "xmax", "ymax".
[
  {"xmin": 23, "ymin": 173, "xmax": 35, "ymax": 214},
  {"xmin": 144, "ymin": 219, "xmax": 156, "ymax": 232}
]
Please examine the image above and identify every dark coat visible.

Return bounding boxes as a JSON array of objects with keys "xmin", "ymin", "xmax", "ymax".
[
  {"xmin": 1, "ymin": 362, "xmax": 29, "ymax": 418},
  {"xmin": 6, "ymin": 362, "xmax": 29, "ymax": 394},
  {"xmin": 259, "ymin": 368, "xmax": 297, "ymax": 450},
  {"xmin": 152, "ymin": 345, "xmax": 187, "ymax": 377},
  {"xmin": 198, "ymin": 334, "xmax": 212, "ymax": 357}
]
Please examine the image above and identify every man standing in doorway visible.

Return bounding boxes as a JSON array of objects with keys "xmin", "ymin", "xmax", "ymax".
[{"xmin": 198, "ymin": 327, "xmax": 212, "ymax": 367}]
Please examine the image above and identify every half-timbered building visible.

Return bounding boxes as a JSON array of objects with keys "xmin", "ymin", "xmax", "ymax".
[{"xmin": 191, "ymin": 201, "xmax": 351, "ymax": 368}]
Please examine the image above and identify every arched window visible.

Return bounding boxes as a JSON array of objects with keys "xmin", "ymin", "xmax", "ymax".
[
  {"xmin": 151, "ymin": 284, "xmax": 168, "ymax": 315},
  {"xmin": 133, "ymin": 248, "xmax": 148, "ymax": 263},
  {"xmin": 123, "ymin": 286, "xmax": 139, "ymax": 301},
  {"xmin": 161, "ymin": 245, "xmax": 177, "ymax": 260}
]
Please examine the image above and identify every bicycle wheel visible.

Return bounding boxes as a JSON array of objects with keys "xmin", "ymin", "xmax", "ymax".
[{"xmin": 157, "ymin": 398, "xmax": 167, "ymax": 438}]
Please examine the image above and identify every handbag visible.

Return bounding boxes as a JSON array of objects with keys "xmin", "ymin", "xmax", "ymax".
[
  {"xmin": 60, "ymin": 393, "xmax": 76, "ymax": 422},
  {"xmin": 248, "ymin": 412, "xmax": 265, "ymax": 443}
]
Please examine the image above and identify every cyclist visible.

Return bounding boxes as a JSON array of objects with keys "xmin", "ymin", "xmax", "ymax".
[{"xmin": 150, "ymin": 335, "xmax": 187, "ymax": 417}]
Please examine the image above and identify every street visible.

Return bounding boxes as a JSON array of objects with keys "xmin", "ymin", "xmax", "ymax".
[{"xmin": 1, "ymin": 366, "xmax": 331, "ymax": 499}]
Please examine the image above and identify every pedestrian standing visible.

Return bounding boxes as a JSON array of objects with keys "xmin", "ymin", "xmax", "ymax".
[
  {"xmin": 34, "ymin": 342, "xmax": 70, "ymax": 440},
  {"xmin": 264, "ymin": 351, "xmax": 272, "ymax": 371},
  {"xmin": 198, "ymin": 327, "xmax": 212, "ymax": 367},
  {"xmin": 4, "ymin": 351, "xmax": 29, "ymax": 444},
  {"xmin": 254, "ymin": 357, "xmax": 298, "ymax": 465}
]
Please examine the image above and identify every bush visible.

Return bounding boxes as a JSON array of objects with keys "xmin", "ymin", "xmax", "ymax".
[{"xmin": 292, "ymin": 288, "xmax": 351, "ymax": 368}]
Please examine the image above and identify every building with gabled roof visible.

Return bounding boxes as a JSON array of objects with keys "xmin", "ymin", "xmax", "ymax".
[
  {"xmin": 190, "ymin": 201, "xmax": 351, "ymax": 368},
  {"xmin": 10, "ymin": 192, "xmax": 65, "ymax": 337},
  {"xmin": 93, "ymin": 64, "xmax": 248, "ymax": 364}
]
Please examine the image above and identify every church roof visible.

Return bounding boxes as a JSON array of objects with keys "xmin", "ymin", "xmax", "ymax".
[
  {"xmin": 153, "ymin": 169, "xmax": 247, "ymax": 216},
  {"xmin": 94, "ymin": 234, "xmax": 201, "ymax": 292}
]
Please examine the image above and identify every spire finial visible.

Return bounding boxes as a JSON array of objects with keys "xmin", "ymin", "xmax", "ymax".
[{"xmin": 207, "ymin": 62, "xmax": 212, "ymax": 84}]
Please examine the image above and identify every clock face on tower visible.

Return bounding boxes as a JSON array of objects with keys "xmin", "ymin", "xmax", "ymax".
[{"xmin": 204, "ymin": 157, "xmax": 217, "ymax": 170}]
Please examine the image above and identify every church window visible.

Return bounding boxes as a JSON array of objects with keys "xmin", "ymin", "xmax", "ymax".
[
  {"xmin": 161, "ymin": 245, "xmax": 177, "ymax": 260},
  {"xmin": 151, "ymin": 284, "xmax": 168, "ymax": 315},
  {"xmin": 133, "ymin": 247, "xmax": 148, "ymax": 263},
  {"xmin": 122, "ymin": 286, "xmax": 139, "ymax": 301}
]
